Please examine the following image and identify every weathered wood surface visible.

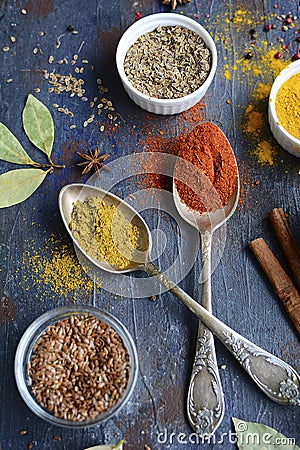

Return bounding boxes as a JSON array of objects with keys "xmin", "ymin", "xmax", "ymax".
[{"xmin": 0, "ymin": 0, "xmax": 299, "ymax": 449}]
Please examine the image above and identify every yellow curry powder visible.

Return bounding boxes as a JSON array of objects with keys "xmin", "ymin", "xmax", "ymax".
[
  {"xmin": 244, "ymin": 105, "xmax": 263, "ymax": 135},
  {"xmin": 206, "ymin": 5, "xmax": 296, "ymax": 167},
  {"xmin": 23, "ymin": 237, "xmax": 96, "ymax": 299},
  {"xmin": 243, "ymin": 83, "xmax": 277, "ymax": 166},
  {"xmin": 275, "ymin": 73, "xmax": 300, "ymax": 140},
  {"xmin": 71, "ymin": 197, "xmax": 139, "ymax": 270},
  {"xmin": 254, "ymin": 140, "xmax": 275, "ymax": 166}
]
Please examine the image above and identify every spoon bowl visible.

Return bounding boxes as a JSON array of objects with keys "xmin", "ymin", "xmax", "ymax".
[
  {"xmin": 58, "ymin": 183, "xmax": 300, "ymax": 409},
  {"xmin": 173, "ymin": 178, "xmax": 240, "ymax": 233},
  {"xmin": 59, "ymin": 183, "xmax": 151, "ymax": 273}
]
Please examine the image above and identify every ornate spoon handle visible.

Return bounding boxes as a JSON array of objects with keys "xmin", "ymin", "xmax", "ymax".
[
  {"xmin": 144, "ymin": 261, "xmax": 300, "ymax": 406},
  {"xmin": 187, "ymin": 230, "xmax": 225, "ymax": 437}
]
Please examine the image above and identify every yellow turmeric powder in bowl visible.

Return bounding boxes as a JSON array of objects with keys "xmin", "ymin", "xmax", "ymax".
[
  {"xmin": 268, "ymin": 60, "xmax": 300, "ymax": 158},
  {"xmin": 275, "ymin": 73, "xmax": 300, "ymax": 141}
]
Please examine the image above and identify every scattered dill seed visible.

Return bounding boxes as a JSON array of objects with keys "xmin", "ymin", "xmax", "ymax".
[
  {"xmin": 83, "ymin": 121, "xmax": 88, "ymax": 127},
  {"xmin": 81, "ymin": 97, "xmax": 88, "ymax": 101},
  {"xmin": 77, "ymin": 41, "xmax": 85, "ymax": 53},
  {"xmin": 38, "ymin": 31, "xmax": 46, "ymax": 36},
  {"xmin": 57, "ymin": 107, "xmax": 65, "ymax": 112},
  {"xmin": 73, "ymin": 54, "xmax": 78, "ymax": 61},
  {"xmin": 33, "ymin": 47, "xmax": 38, "ymax": 54},
  {"xmin": 10, "ymin": 36, "xmax": 16, "ymax": 43},
  {"xmin": 70, "ymin": 124, "xmax": 76, "ymax": 129},
  {"xmin": 48, "ymin": 55, "xmax": 54, "ymax": 63},
  {"xmin": 19, "ymin": 430, "xmax": 27, "ymax": 436},
  {"xmin": 82, "ymin": 59, "xmax": 88, "ymax": 64},
  {"xmin": 34, "ymin": 88, "xmax": 40, "ymax": 92},
  {"xmin": 21, "ymin": 8, "xmax": 27, "ymax": 14},
  {"xmin": 3, "ymin": 46, "xmax": 10, "ymax": 52},
  {"xmin": 57, "ymin": 59, "xmax": 64, "ymax": 64},
  {"xmin": 56, "ymin": 33, "xmax": 66, "ymax": 49},
  {"xmin": 100, "ymin": 125, "xmax": 105, "ymax": 131},
  {"xmin": 124, "ymin": 25, "xmax": 212, "ymax": 99},
  {"xmin": 72, "ymin": 30, "xmax": 79, "ymax": 35},
  {"xmin": 6, "ymin": 78, "xmax": 13, "ymax": 83},
  {"xmin": 52, "ymin": 103, "xmax": 59, "ymax": 108}
]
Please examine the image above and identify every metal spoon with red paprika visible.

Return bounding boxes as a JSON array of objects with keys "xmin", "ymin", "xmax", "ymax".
[{"xmin": 173, "ymin": 122, "xmax": 239, "ymax": 437}]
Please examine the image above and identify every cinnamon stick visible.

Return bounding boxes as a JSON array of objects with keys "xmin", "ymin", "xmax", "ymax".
[
  {"xmin": 269, "ymin": 207, "xmax": 300, "ymax": 291},
  {"xmin": 249, "ymin": 237, "xmax": 300, "ymax": 336}
]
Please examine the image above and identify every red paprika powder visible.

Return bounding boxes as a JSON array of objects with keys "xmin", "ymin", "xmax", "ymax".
[{"xmin": 174, "ymin": 122, "xmax": 238, "ymax": 213}]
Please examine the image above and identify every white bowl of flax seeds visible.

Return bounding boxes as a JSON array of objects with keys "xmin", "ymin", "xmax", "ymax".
[
  {"xmin": 15, "ymin": 305, "xmax": 138, "ymax": 427},
  {"xmin": 116, "ymin": 13, "xmax": 217, "ymax": 115}
]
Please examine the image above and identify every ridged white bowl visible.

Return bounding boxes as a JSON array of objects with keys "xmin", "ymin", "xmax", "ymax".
[
  {"xmin": 268, "ymin": 60, "xmax": 300, "ymax": 158},
  {"xmin": 116, "ymin": 13, "xmax": 217, "ymax": 115}
]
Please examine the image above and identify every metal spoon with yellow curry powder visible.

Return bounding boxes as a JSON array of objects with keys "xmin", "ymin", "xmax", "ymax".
[{"xmin": 59, "ymin": 183, "xmax": 300, "ymax": 407}]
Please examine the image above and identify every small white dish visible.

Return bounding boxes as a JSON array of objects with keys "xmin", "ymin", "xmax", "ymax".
[
  {"xmin": 116, "ymin": 13, "xmax": 217, "ymax": 115},
  {"xmin": 268, "ymin": 59, "xmax": 300, "ymax": 158}
]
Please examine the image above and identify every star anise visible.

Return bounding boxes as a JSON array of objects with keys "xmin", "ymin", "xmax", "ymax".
[
  {"xmin": 161, "ymin": 0, "xmax": 191, "ymax": 10},
  {"xmin": 77, "ymin": 146, "xmax": 110, "ymax": 175}
]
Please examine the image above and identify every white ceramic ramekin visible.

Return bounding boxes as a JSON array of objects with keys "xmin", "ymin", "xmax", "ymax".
[
  {"xmin": 116, "ymin": 13, "xmax": 217, "ymax": 115},
  {"xmin": 268, "ymin": 59, "xmax": 300, "ymax": 158}
]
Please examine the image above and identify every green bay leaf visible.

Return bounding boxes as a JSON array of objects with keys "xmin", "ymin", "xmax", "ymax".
[
  {"xmin": 0, "ymin": 168, "xmax": 49, "ymax": 208},
  {"xmin": 22, "ymin": 94, "xmax": 54, "ymax": 158},
  {"xmin": 232, "ymin": 417, "xmax": 300, "ymax": 450},
  {"xmin": 0, "ymin": 123, "xmax": 36, "ymax": 165}
]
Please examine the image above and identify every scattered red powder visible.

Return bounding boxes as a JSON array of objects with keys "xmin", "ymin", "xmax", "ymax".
[{"xmin": 139, "ymin": 100, "xmax": 207, "ymax": 190}]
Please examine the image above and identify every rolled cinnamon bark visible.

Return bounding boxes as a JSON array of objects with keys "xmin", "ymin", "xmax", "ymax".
[
  {"xmin": 269, "ymin": 207, "xmax": 300, "ymax": 291},
  {"xmin": 249, "ymin": 237, "xmax": 300, "ymax": 336}
]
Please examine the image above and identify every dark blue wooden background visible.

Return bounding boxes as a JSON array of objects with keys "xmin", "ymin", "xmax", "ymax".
[{"xmin": 0, "ymin": 0, "xmax": 299, "ymax": 449}]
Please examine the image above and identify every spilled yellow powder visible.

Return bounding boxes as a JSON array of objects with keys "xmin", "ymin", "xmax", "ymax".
[
  {"xmin": 244, "ymin": 105, "xmax": 263, "ymax": 135},
  {"xmin": 260, "ymin": 49, "xmax": 289, "ymax": 77},
  {"xmin": 253, "ymin": 82, "xmax": 272, "ymax": 101},
  {"xmin": 243, "ymin": 83, "xmax": 277, "ymax": 166},
  {"xmin": 206, "ymin": 5, "xmax": 293, "ymax": 166},
  {"xmin": 23, "ymin": 236, "xmax": 99, "ymax": 298},
  {"xmin": 209, "ymin": 5, "xmax": 291, "ymax": 83},
  {"xmin": 254, "ymin": 140, "xmax": 275, "ymax": 165},
  {"xmin": 224, "ymin": 65, "xmax": 231, "ymax": 81}
]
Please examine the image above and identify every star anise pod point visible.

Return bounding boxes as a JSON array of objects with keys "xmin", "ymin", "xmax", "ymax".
[{"xmin": 77, "ymin": 146, "xmax": 110, "ymax": 175}]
